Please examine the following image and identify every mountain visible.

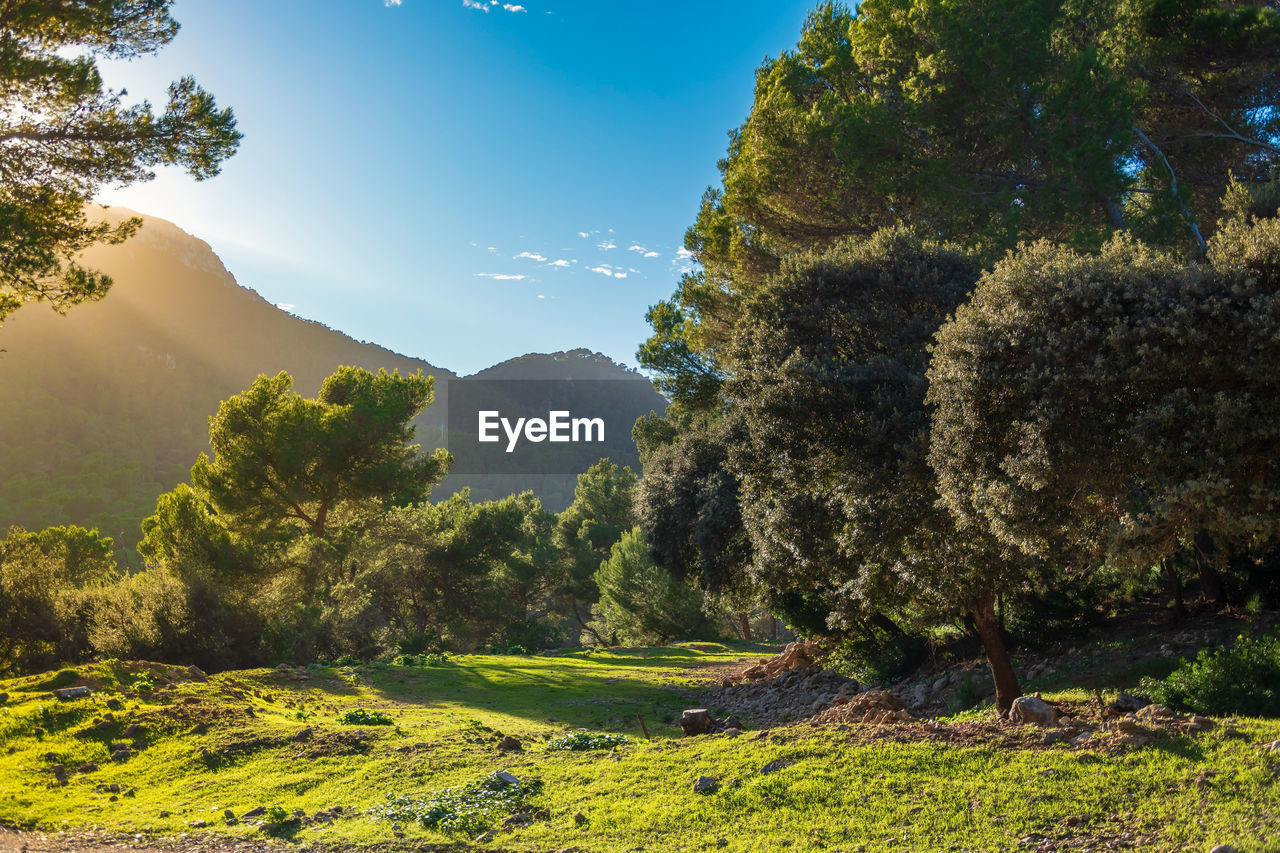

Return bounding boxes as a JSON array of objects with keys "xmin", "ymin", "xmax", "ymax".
[{"xmin": 0, "ymin": 209, "xmax": 664, "ymax": 548}]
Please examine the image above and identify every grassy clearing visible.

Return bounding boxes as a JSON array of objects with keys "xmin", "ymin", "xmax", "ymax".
[{"xmin": 1, "ymin": 644, "xmax": 1278, "ymax": 852}]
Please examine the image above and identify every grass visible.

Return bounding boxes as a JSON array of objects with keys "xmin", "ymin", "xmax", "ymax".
[{"xmin": 1, "ymin": 645, "xmax": 1278, "ymax": 852}]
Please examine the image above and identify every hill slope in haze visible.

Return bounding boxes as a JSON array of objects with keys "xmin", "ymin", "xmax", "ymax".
[{"xmin": 0, "ymin": 209, "xmax": 663, "ymax": 548}]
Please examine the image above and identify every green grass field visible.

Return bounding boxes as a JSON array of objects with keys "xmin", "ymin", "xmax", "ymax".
[{"xmin": 2, "ymin": 645, "xmax": 1278, "ymax": 852}]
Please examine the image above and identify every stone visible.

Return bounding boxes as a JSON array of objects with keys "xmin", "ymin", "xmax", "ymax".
[
  {"xmin": 50, "ymin": 764, "xmax": 68, "ymax": 782},
  {"xmin": 723, "ymin": 728, "xmax": 742, "ymax": 738},
  {"xmin": 77, "ymin": 763, "xmax": 97, "ymax": 773},
  {"xmin": 573, "ymin": 811, "xmax": 587, "ymax": 825},
  {"xmin": 498, "ymin": 735, "xmax": 523, "ymax": 751},
  {"xmin": 1209, "ymin": 846, "xmax": 1239, "ymax": 853},
  {"xmin": 110, "ymin": 749, "xmax": 132, "ymax": 761},
  {"xmin": 1070, "ymin": 733, "xmax": 1093, "ymax": 747},
  {"xmin": 123, "ymin": 723, "xmax": 144, "ymax": 737},
  {"xmin": 502, "ymin": 813, "xmax": 533, "ymax": 827},
  {"xmin": 1136, "ymin": 703, "xmax": 1174, "ymax": 719},
  {"xmin": 1188, "ymin": 716, "xmax": 1215, "ymax": 733},
  {"xmin": 0, "ymin": 692, "xmax": 7, "ymax": 704},
  {"xmin": 722, "ymin": 715, "xmax": 744, "ymax": 730},
  {"xmin": 53, "ymin": 686, "xmax": 91, "ymax": 701},
  {"xmin": 692, "ymin": 775, "xmax": 717, "ymax": 793},
  {"xmin": 187, "ymin": 665, "xmax": 208, "ymax": 681},
  {"xmin": 557, "ymin": 848, "xmax": 582, "ymax": 853},
  {"xmin": 292, "ymin": 727, "xmax": 314, "ymax": 742},
  {"xmin": 760, "ymin": 759, "xmax": 796, "ymax": 774},
  {"xmin": 242, "ymin": 806, "xmax": 266, "ymax": 818},
  {"xmin": 1263, "ymin": 740, "xmax": 1280, "ymax": 752},
  {"xmin": 474, "ymin": 830, "xmax": 496, "ymax": 843},
  {"xmin": 190, "ymin": 819, "xmax": 208, "ymax": 828},
  {"xmin": 1113, "ymin": 733, "xmax": 1152, "ymax": 748},
  {"xmin": 1041, "ymin": 730, "xmax": 1069, "ymax": 746},
  {"xmin": 932, "ymin": 676, "xmax": 949, "ymax": 692},
  {"xmin": 223, "ymin": 809, "xmax": 236, "ymax": 822},
  {"xmin": 1009, "ymin": 695, "xmax": 1059, "ymax": 727},
  {"xmin": 159, "ymin": 811, "xmax": 171, "ymax": 818},
  {"xmin": 495, "ymin": 770, "xmax": 521, "ymax": 786},
  {"xmin": 105, "ymin": 698, "xmax": 123, "ymax": 711},
  {"xmin": 681, "ymin": 708, "xmax": 714, "ymax": 736},
  {"xmin": 1116, "ymin": 719, "xmax": 1145, "ymax": 736}
]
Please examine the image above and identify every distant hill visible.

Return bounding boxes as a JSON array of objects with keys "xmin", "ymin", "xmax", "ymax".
[{"xmin": 0, "ymin": 209, "xmax": 664, "ymax": 549}]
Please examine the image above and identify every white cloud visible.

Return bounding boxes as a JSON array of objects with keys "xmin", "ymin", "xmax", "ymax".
[
  {"xmin": 548, "ymin": 259, "xmax": 571, "ymax": 267},
  {"xmin": 514, "ymin": 251, "xmax": 547, "ymax": 261},
  {"xmin": 385, "ymin": 0, "xmax": 402, "ymax": 6},
  {"xmin": 537, "ymin": 294, "xmax": 545, "ymax": 299},
  {"xmin": 502, "ymin": 3, "xmax": 527, "ymax": 10},
  {"xmin": 597, "ymin": 240, "xmax": 616, "ymax": 251},
  {"xmin": 577, "ymin": 231, "xmax": 589, "ymax": 238},
  {"xmin": 676, "ymin": 247, "xmax": 693, "ymax": 259},
  {"xmin": 487, "ymin": 246, "xmax": 498, "ymax": 252},
  {"xmin": 462, "ymin": 0, "xmax": 488, "ymax": 10},
  {"xmin": 643, "ymin": 250, "xmax": 660, "ymax": 258},
  {"xmin": 614, "ymin": 272, "xmax": 628, "ymax": 279},
  {"xmin": 627, "ymin": 244, "xmax": 647, "ymax": 253},
  {"xmin": 475, "ymin": 272, "xmax": 527, "ymax": 280},
  {"xmin": 588, "ymin": 265, "xmax": 627, "ymax": 279},
  {"xmin": 588, "ymin": 266, "xmax": 613, "ymax": 276},
  {"xmin": 276, "ymin": 303, "xmax": 296, "ymax": 311}
]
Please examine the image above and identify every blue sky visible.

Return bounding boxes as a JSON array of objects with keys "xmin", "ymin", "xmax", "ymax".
[{"xmin": 95, "ymin": 0, "xmax": 820, "ymax": 376}]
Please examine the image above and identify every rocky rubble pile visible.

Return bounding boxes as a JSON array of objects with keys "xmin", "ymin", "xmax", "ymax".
[
  {"xmin": 701, "ymin": 662, "xmax": 862, "ymax": 726},
  {"xmin": 739, "ymin": 640, "xmax": 822, "ymax": 681},
  {"xmin": 811, "ymin": 689, "xmax": 916, "ymax": 725}
]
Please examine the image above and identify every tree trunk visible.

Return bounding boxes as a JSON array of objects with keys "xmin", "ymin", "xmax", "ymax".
[
  {"xmin": 1192, "ymin": 530, "xmax": 1229, "ymax": 609},
  {"xmin": 770, "ymin": 615, "xmax": 778, "ymax": 640},
  {"xmin": 868, "ymin": 611, "xmax": 906, "ymax": 637},
  {"xmin": 971, "ymin": 593, "xmax": 1020, "ymax": 715},
  {"xmin": 737, "ymin": 612, "xmax": 753, "ymax": 642},
  {"xmin": 1162, "ymin": 556, "xmax": 1187, "ymax": 618}
]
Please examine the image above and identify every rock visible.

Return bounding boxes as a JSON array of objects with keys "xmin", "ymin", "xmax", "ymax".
[
  {"xmin": 1116, "ymin": 719, "xmax": 1145, "ymax": 736},
  {"xmin": 1188, "ymin": 716, "xmax": 1215, "ymax": 733},
  {"xmin": 502, "ymin": 812, "xmax": 533, "ymax": 827},
  {"xmin": 190, "ymin": 819, "xmax": 208, "ymax": 828},
  {"xmin": 1070, "ymin": 732, "xmax": 1093, "ymax": 747},
  {"xmin": 573, "ymin": 811, "xmax": 587, "ymax": 825},
  {"xmin": 122, "ymin": 723, "xmax": 144, "ymax": 737},
  {"xmin": 760, "ymin": 759, "xmax": 796, "ymax": 774},
  {"xmin": 498, "ymin": 735, "xmax": 523, "ymax": 751},
  {"xmin": 1209, "ymin": 846, "xmax": 1239, "ymax": 853},
  {"xmin": 1009, "ymin": 696, "xmax": 1059, "ymax": 727},
  {"xmin": 110, "ymin": 749, "xmax": 132, "ymax": 761},
  {"xmin": 187, "ymin": 665, "xmax": 208, "ymax": 681},
  {"xmin": 242, "ymin": 806, "xmax": 266, "ymax": 818},
  {"xmin": 77, "ymin": 763, "xmax": 97, "ymax": 773},
  {"xmin": 723, "ymin": 728, "xmax": 742, "ymax": 738},
  {"xmin": 0, "ymin": 692, "xmax": 7, "ymax": 704},
  {"xmin": 932, "ymin": 676, "xmax": 950, "ymax": 692},
  {"xmin": 532, "ymin": 807, "xmax": 550, "ymax": 820},
  {"xmin": 1136, "ymin": 703, "xmax": 1174, "ymax": 719},
  {"xmin": 1263, "ymin": 739, "xmax": 1280, "ymax": 752},
  {"xmin": 103, "ymin": 697, "xmax": 122, "ymax": 710},
  {"xmin": 292, "ymin": 727, "xmax": 314, "ymax": 742},
  {"xmin": 1113, "ymin": 733, "xmax": 1152, "ymax": 748},
  {"xmin": 223, "ymin": 809, "xmax": 237, "ymax": 822},
  {"xmin": 53, "ymin": 686, "xmax": 91, "ymax": 701},
  {"xmin": 50, "ymin": 764, "xmax": 68, "ymax": 782},
  {"xmin": 474, "ymin": 830, "xmax": 496, "ymax": 843},
  {"xmin": 681, "ymin": 708, "xmax": 715, "ymax": 736},
  {"xmin": 722, "ymin": 715, "xmax": 743, "ymax": 730},
  {"xmin": 692, "ymin": 775, "xmax": 718, "ymax": 793},
  {"xmin": 911, "ymin": 684, "xmax": 929, "ymax": 706},
  {"xmin": 159, "ymin": 811, "xmax": 171, "ymax": 818},
  {"xmin": 495, "ymin": 770, "xmax": 521, "ymax": 786},
  {"xmin": 557, "ymin": 848, "xmax": 582, "ymax": 853},
  {"xmin": 1041, "ymin": 730, "xmax": 1069, "ymax": 746}
]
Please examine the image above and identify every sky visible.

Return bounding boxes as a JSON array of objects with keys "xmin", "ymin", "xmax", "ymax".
[{"xmin": 95, "ymin": 0, "xmax": 821, "ymax": 376}]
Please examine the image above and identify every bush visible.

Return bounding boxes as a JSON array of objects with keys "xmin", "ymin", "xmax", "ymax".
[
  {"xmin": 392, "ymin": 652, "xmax": 450, "ymax": 667},
  {"xmin": 1138, "ymin": 630, "xmax": 1280, "ymax": 716},
  {"xmin": 544, "ymin": 730, "xmax": 631, "ymax": 751},
  {"xmin": 368, "ymin": 772, "xmax": 542, "ymax": 834},
  {"xmin": 335, "ymin": 708, "xmax": 394, "ymax": 726},
  {"xmin": 825, "ymin": 630, "xmax": 926, "ymax": 685}
]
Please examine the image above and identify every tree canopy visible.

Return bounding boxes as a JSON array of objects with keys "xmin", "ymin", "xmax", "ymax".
[{"xmin": 0, "ymin": 0, "xmax": 240, "ymax": 326}]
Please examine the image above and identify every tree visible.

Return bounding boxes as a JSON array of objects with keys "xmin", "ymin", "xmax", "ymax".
[
  {"xmin": 591, "ymin": 527, "xmax": 709, "ymax": 646},
  {"xmin": 552, "ymin": 458, "xmax": 637, "ymax": 640},
  {"xmin": 0, "ymin": 525, "xmax": 115, "ymax": 674},
  {"xmin": 727, "ymin": 229, "xmax": 1030, "ymax": 711},
  {"xmin": 192, "ymin": 367, "xmax": 450, "ymax": 542},
  {"xmin": 928, "ymin": 215, "xmax": 1280, "ymax": 603},
  {"xmin": 640, "ymin": 0, "xmax": 1280, "ymax": 405},
  {"xmin": 0, "ymin": 0, "xmax": 240, "ymax": 326}
]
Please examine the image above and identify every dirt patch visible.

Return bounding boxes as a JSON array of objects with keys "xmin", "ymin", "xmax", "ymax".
[{"xmin": 0, "ymin": 829, "xmax": 477, "ymax": 853}]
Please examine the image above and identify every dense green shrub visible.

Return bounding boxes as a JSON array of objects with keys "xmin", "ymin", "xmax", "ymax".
[
  {"xmin": 1138, "ymin": 631, "xmax": 1280, "ymax": 716},
  {"xmin": 825, "ymin": 631, "xmax": 926, "ymax": 685},
  {"xmin": 544, "ymin": 730, "xmax": 631, "ymax": 751},
  {"xmin": 335, "ymin": 708, "xmax": 394, "ymax": 726},
  {"xmin": 368, "ymin": 772, "xmax": 542, "ymax": 834}
]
